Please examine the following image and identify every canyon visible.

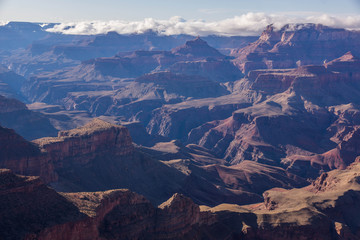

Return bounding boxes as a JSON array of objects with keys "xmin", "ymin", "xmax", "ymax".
[{"xmin": 1, "ymin": 21, "xmax": 360, "ymax": 239}]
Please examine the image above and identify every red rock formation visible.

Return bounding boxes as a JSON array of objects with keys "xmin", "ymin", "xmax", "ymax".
[
  {"xmin": 34, "ymin": 118, "xmax": 134, "ymax": 162},
  {"xmin": 231, "ymin": 24, "xmax": 360, "ymax": 73},
  {"xmin": 28, "ymin": 190, "xmax": 214, "ymax": 240},
  {"xmin": 156, "ymin": 193, "xmax": 215, "ymax": 239},
  {"xmin": 0, "ymin": 169, "xmax": 83, "ymax": 240},
  {"xmin": 171, "ymin": 37, "xmax": 225, "ymax": 59},
  {"xmin": 0, "ymin": 169, "xmax": 215, "ymax": 240},
  {"xmin": 3, "ymin": 163, "xmax": 360, "ymax": 240},
  {"xmin": 0, "ymin": 118, "xmax": 134, "ymax": 183},
  {"xmin": 0, "ymin": 125, "xmax": 56, "ymax": 182},
  {"xmin": 325, "ymin": 51, "xmax": 360, "ymax": 75}
]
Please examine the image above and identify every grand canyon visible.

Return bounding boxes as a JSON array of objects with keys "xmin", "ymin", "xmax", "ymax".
[{"xmin": 1, "ymin": 15, "xmax": 360, "ymax": 240}]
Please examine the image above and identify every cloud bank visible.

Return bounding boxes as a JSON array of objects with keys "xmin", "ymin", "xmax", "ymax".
[
  {"xmin": 0, "ymin": 21, "xmax": 9, "ymax": 26},
  {"xmin": 45, "ymin": 13, "xmax": 360, "ymax": 36}
]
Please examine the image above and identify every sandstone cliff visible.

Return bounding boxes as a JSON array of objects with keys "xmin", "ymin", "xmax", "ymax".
[
  {"xmin": 0, "ymin": 125, "xmax": 56, "ymax": 181},
  {"xmin": 231, "ymin": 24, "xmax": 360, "ymax": 73},
  {"xmin": 0, "ymin": 169, "xmax": 84, "ymax": 240},
  {"xmin": 3, "ymin": 162, "xmax": 360, "ymax": 239},
  {"xmin": 0, "ymin": 169, "xmax": 214, "ymax": 240}
]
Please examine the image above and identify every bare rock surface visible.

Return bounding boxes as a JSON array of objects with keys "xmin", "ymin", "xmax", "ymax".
[
  {"xmin": 186, "ymin": 52, "xmax": 360, "ymax": 178},
  {"xmin": 2, "ymin": 162, "xmax": 360, "ymax": 239},
  {"xmin": 231, "ymin": 24, "xmax": 360, "ymax": 73}
]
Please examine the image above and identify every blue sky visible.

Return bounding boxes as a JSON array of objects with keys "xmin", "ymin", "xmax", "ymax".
[{"xmin": 1, "ymin": 0, "xmax": 359, "ymax": 22}]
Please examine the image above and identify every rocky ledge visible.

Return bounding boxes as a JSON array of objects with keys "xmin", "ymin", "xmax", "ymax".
[
  {"xmin": 34, "ymin": 118, "xmax": 134, "ymax": 161},
  {"xmin": 3, "ymin": 162, "xmax": 360, "ymax": 239},
  {"xmin": 0, "ymin": 169, "xmax": 83, "ymax": 240},
  {"xmin": 0, "ymin": 169, "xmax": 214, "ymax": 240},
  {"xmin": 0, "ymin": 119, "xmax": 135, "ymax": 183}
]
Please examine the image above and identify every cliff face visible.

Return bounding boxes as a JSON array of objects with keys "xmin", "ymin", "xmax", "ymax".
[
  {"xmin": 231, "ymin": 24, "xmax": 360, "ymax": 73},
  {"xmin": 29, "ymin": 190, "xmax": 214, "ymax": 240},
  {"xmin": 0, "ymin": 169, "xmax": 214, "ymax": 240},
  {"xmin": 0, "ymin": 118, "xmax": 134, "ymax": 184},
  {"xmin": 0, "ymin": 169, "xmax": 84, "ymax": 240},
  {"xmin": 34, "ymin": 118, "xmax": 134, "ymax": 163},
  {"xmin": 171, "ymin": 37, "xmax": 225, "ymax": 59},
  {"xmin": 32, "ymin": 118, "xmax": 138, "ymax": 187},
  {"xmin": 0, "ymin": 125, "xmax": 56, "ymax": 182},
  {"xmin": 4, "ymin": 163, "xmax": 360, "ymax": 240}
]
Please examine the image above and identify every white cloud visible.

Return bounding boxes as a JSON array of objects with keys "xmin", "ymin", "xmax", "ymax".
[
  {"xmin": 0, "ymin": 21, "xmax": 9, "ymax": 26},
  {"xmin": 45, "ymin": 13, "xmax": 360, "ymax": 36}
]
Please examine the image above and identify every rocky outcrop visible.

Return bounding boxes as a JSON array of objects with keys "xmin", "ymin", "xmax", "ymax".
[
  {"xmin": 171, "ymin": 37, "xmax": 225, "ymax": 59},
  {"xmin": 245, "ymin": 64, "xmax": 360, "ymax": 111},
  {"xmin": 34, "ymin": 118, "xmax": 134, "ymax": 161},
  {"xmin": 232, "ymin": 24, "xmax": 360, "ymax": 73},
  {"xmin": 0, "ymin": 169, "xmax": 216, "ymax": 240},
  {"xmin": 325, "ymin": 51, "xmax": 360, "ymax": 73},
  {"xmin": 155, "ymin": 193, "xmax": 215, "ymax": 239},
  {"xmin": 0, "ymin": 169, "xmax": 84, "ymax": 240},
  {"xmin": 205, "ymin": 162, "xmax": 360, "ymax": 239},
  {"xmin": 189, "ymin": 91, "xmax": 330, "ymax": 161},
  {"xmin": 33, "ymin": 189, "xmax": 158, "ymax": 240},
  {"xmin": 0, "ymin": 94, "xmax": 27, "ymax": 113},
  {"xmin": 0, "ymin": 125, "xmax": 56, "ymax": 181},
  {"xmin": 4, "ymin": 163, "xmax": 360, "ymax": 240},
  {"xmin": 0, "ymin": 118, "xmax": 134, "ymax": 183}
]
